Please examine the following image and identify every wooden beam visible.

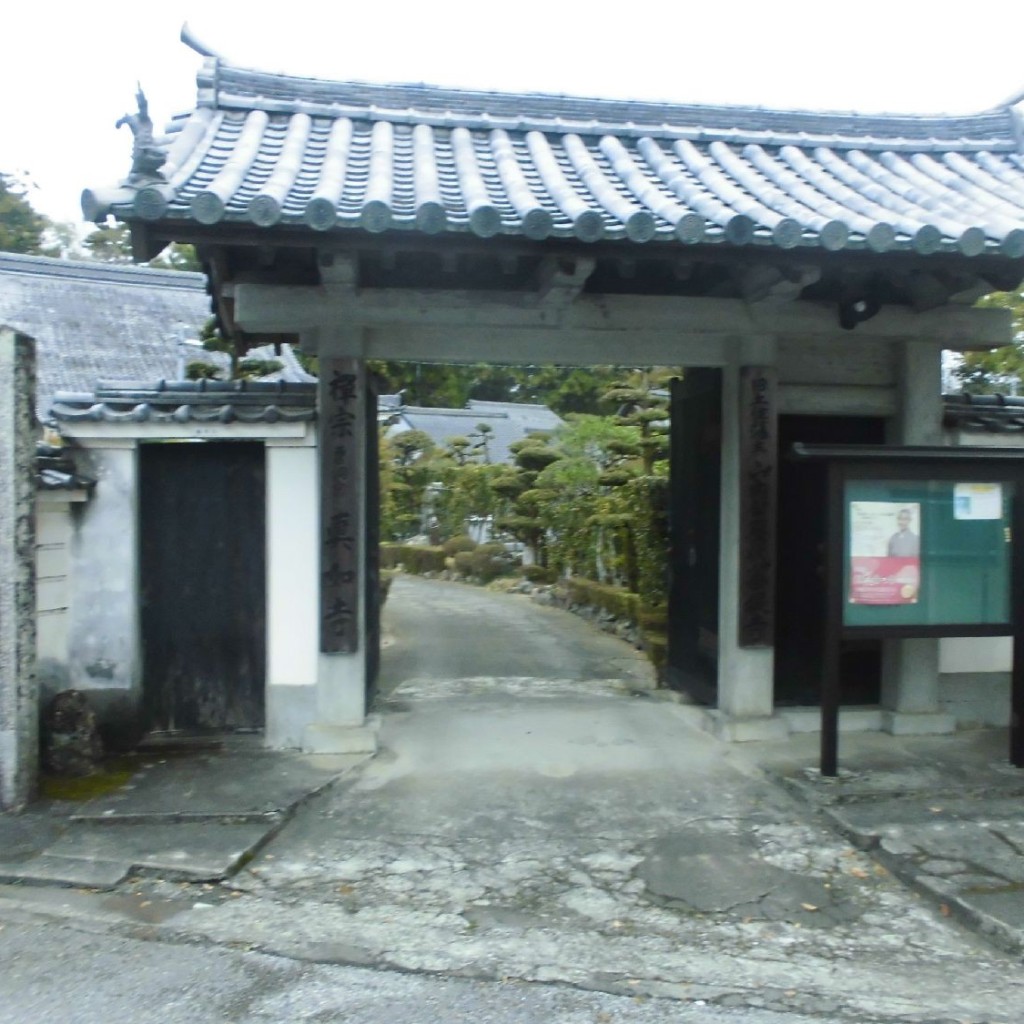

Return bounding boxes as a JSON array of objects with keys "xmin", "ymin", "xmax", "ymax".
[
  {"xmin": 360, "ymin": 326, "xmax": 730, "ymax": 366},
  {"xmin": 779, "ymin": 384, "xmax": 898, "ymax": 417},
  {"xmin": 233, "ymin": 282, "xmax": 1012, "ymax": 348}
]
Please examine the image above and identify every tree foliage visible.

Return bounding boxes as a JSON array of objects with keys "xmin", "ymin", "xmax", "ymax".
[
  {"xmin": 955, "ymin": 290, "xmax": 1024, "ymax": 394},
  {"xmin": 81, "ymin": 222, "xmax": 200, "ymax": 271},
  {"xmin": 0, "ymin": 172, "xmax": 51, "ymax": 254},
  {"xmin": 369, "ymin": 361, "xmax": 625, "ymax": 415}
]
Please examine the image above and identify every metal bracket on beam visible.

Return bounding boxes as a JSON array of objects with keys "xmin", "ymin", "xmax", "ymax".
[
  {"xmin": 318, "ymin": 251, "xmax": 360, "ymax": 290},
  {"xmin": 537, "ymin": 256, "xmax": 596, "ymax": 305},
  {"xmin": 738, "ymin": 263, "xmax": 820, "ymax": 304}
]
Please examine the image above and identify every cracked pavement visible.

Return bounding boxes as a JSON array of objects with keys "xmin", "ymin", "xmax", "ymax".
[
  {"xmin": 2, "ymin": 576, "xmax": 1023, "ymax": 1022},
  {"xmin": 169, "ymin": 659, "xmax": 1019, "ymax": 1022}
]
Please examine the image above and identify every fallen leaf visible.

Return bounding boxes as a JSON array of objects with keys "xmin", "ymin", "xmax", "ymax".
[
  {"xmin": 337, "ymin": 884, "xmax": 354, "ymax": 895},
  {"xmin": 801, "ymin": 903, "xmax": 818, "ymax": 912},
  {"xmin": 940, "ymin": 903, "xmax": 952, "ymax": 917},
  {"xmin": 784, "ymin": 990, "xmax": 797, "ymax": 998},
  {"xmin": 849, "ymin": 867, "xmax": 869, "ymax": 878},
  {"xmin": 874, "ymin": 865, "xmax": 888, "ymax": 876},
  {"xmin": 929, "ymin": 806, "xmax": 944, "ymax": 813}
]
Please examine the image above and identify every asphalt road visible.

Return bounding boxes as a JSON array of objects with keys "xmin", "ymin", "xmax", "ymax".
[
  {"xmin": 378, "ymin": 575, "xmax": 655, "ymax": 694},
  {"xmin": 1, "ymin": 577, "xmax": 1020, "ymax": 1023},
  {"xmin": 0, "ymin": 917, "xmax": 827, "ymax": 1024}
]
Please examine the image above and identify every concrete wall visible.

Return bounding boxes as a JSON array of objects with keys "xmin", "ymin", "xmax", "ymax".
[{"xmin": 0, "ymin": 327, "xmax": 38, "ymax": 810}]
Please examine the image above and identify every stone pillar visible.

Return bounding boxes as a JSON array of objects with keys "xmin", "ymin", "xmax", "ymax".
[
  {"xmin": 0, "ymin": 327, "xmax": 38, "ymax": 810},
  {"xmin": 712, "ymin": 336, "xmax": 787, "ymax": 740},
  {"xmin": 305, "ymin": 349, "xmax": 377, "ymax": 753},
  {"xmin": 881, "ymin": 339, "xmax": 955, "ymax": 734}
]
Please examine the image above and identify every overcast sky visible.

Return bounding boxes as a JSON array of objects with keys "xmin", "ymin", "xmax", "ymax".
[{"xmin": 5, "ymin": 1, "xmax": 1024, "ymax": 225}]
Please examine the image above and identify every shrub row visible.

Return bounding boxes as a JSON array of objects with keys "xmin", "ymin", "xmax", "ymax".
[
  {"xmin": 380, "ymin": 543, "xmax": 446, "ymax": 574},
  {"xmin": 562, "ymin": 577, "xmax": 640, "ymax": 622}
]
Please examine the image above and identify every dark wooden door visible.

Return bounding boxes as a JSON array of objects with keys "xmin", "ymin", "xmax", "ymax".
[
  {"xmin": 774, "ymin": 416, "xmax": 885, "ymax": 705},
  {"xmin": 140, "ymin": 442, "xmax": 266, "ymax": 732},
  {"xmin": 667, "ymin": 370, "xmax": 722, "ymax": 703}
]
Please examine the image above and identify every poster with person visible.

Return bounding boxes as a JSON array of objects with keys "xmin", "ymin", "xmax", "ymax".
[{"xmin": 849, "ymin": 501, "xmax": 921, "ymax": 605}]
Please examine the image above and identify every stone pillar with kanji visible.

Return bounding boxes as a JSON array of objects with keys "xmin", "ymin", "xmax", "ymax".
[{"xmin": 306, "ymin": 354, "xmax": 377, "ymax": 753}]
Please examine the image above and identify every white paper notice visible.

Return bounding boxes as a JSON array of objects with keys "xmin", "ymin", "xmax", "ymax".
[{"xmin": 953, "ymin": 483, "xmax": 1002, "ymax": 520}]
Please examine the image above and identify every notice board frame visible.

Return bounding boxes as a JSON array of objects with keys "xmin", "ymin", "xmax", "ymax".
[{"xmin": 790, "ymin": 444, "xmax": 1024, "ymax": 776}]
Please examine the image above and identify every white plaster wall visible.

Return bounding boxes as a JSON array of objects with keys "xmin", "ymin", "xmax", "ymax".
[
  {"xmin": 940, "ymin": 636, "xmax": 1012, "ymax": 673},
  {"xmin": 66, "ymin": 446, "xmax": 140, "ymax": 695},
  {"xmin": 267, "ymin": 444, "xmax": 318, "ymax": 688},
  {"xmin": 35, "ymin": 499, "xmax": 72, "ymax": 672}
]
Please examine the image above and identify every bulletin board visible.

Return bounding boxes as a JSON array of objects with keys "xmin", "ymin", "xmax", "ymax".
[
  {"xmin": 788, "ymin": 443, "xmax": 1024, "ymax": 776},
  {"xmin": 843, "ymin": 479, "xmax": 1012, "ymax": 630}
]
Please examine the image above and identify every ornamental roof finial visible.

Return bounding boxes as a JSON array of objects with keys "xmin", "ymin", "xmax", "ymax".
[{"xmin": 116, "ymin": 84, "xmax": 166, "ymax": 186}]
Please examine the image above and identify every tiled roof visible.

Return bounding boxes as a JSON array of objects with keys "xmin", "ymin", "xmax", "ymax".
[
  {"xmin": 0, "ymin": 253, "xmax": 209, "ymax": 418},
  {"xmin": 943, "ymin": 392, "xmax": 1024, "ymax": 432},
  {"xmin": 36, "ymin": 442, "xmax": 95, "ymax": 492},
  {"xmin": 0, "ymin": 253, "xmax": 313, "ymax": 418},
  {"xmin": 388, "ymin": 401, "xmax": 563, "ymax": 464},
  {"xmin": 83, "ymin": 56, "xmax": 1024, "ymax": 257},
  {"xmin": 50, "ymin": 379, "xmax": 316, "ymax": 426}
]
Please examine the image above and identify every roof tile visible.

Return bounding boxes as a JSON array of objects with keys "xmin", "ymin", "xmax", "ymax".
[{"xmin": 83, "ymin": 57, "xmax": 1024, "ymax": 257}]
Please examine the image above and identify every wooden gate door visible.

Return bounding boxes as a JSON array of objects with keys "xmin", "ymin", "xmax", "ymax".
[
  {"xmin": 140, "ymin": 442, "xmax": 266, "ymax": 732},
  {"xmin": 667, "ymin": 370, "xmax": 722, "ymax": 703}
]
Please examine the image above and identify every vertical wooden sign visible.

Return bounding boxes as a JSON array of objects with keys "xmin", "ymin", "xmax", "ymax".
[
  {"xmin": 319, "ymin": 358, "xmax": 362, "ymax": 654},
  {"xmin": 738, "ymin": 366, "xmax": 777, "ymax": 647}
]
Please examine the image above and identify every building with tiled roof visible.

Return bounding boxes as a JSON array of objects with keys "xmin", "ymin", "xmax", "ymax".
[
  {"xmin": 77, "ymin": 31, "xmax": 1024, "ymax": 756},
  {"xmin": 387, "ymin": 400, "xmax": 563, "ymax": 464},
  {"xmin": 0, "ymin": 252, "xmax": 318, "ymax": 421},
  {"xmin": 0, "ymin": 253, "xmax": 210, "ymax": 419}
]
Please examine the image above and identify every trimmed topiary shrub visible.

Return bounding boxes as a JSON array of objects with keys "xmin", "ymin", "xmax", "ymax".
[
  {"xmin": 452, "ymin": 550, "xmax": 476, "ymax": 577},
  {"xmin": 468, "ymin": 542, "xmax": 515, "ymax": 582},
  {"xmin": 442, "ymin": 534, "xmax": 478, "ymax": 557},
  {"xmin": 522, "ymin": 564, "xmax": 556, "ymax": 584}
]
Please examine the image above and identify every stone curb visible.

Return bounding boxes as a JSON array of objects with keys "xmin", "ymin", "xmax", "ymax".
[
  {"xmin": 0, "ymin": 753, "xmax": 373, "ymax": 891},
  {"xmin": 816, "ymin": 801, "xmax": 1024, "ymax": 958}
]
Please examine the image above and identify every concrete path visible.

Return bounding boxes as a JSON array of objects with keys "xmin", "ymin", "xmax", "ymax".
[
  {"xmin": 1, "ymin": 576, "xmax": 1023, "ymax": 1023},
  {"xmin": 378, "ymin": 575, "xmax": 656, "ymax": 695},
  {"xmin": 0, "ymin": 737, "xmax": 365, "ymax": 888}
]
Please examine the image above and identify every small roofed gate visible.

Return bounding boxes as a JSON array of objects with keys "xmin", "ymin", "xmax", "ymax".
[
  {"xmin": 140, "ymin": 441, "xmax": 266, "ymax": 732},
  {"xmin": 83, "ymin": 30, "xmax": 1024, "ymax": 747}
]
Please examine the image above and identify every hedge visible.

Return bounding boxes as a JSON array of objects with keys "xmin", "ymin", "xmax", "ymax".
[
  {"xmin": 380, "ymin": 543, "xmax": 446, "ymax": 574},
  {"xmin": 562, "ymin": 577, "xmax": 640, "ymax": 622}
]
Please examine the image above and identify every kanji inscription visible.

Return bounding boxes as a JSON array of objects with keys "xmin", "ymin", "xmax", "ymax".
[
  {"xmin": 738, "ymin": 366, "xmax": 777, "ymax": 647},
  {"xmin": 320, "ymin": 359, "xmax": 362, "ymax": 653}
]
